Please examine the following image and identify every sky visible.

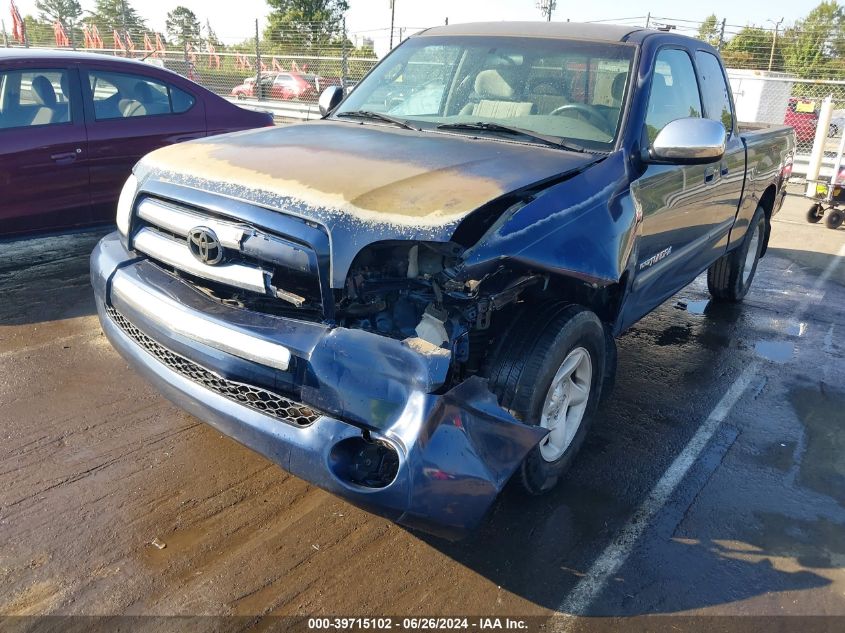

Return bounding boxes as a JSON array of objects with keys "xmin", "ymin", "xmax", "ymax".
[{"xmin": 9, "ymin": 0, "xmax": 812, "ymax": 56}]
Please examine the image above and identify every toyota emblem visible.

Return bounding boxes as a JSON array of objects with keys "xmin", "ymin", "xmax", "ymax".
[{"xmin": 187, "ymin": 227, "xmax": 223, "ymax": 265}]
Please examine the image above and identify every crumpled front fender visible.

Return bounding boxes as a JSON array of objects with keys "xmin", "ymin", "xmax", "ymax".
[{"xmin": 396, "ymin": 377, "xmax": 549, "ymax": 537}]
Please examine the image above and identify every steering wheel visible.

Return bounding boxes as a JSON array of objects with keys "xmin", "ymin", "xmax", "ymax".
[{"xmin": 550, "ymin": 103, "xmax": 609, "ymax": 131}]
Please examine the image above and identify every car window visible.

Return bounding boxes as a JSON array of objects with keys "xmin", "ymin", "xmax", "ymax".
[
  {"xmin": 695, "ymin": 51, "xmax": 733, "ymax": 136},
  {"xmin": 87, "ymin": 70, "xmax": 195, "ymax": 120},
  {"xmin": 645, "ymin": 49, "xmax": 702, "ymax": 144},
  {"xmin": 0, "ymin": 68, "xmax": 72, "ymax": 130},
  {"xmin": 170, "ymin": 86, "xmax": 195, "ymax": 113},
  {"xmin": 336, "ymin": 36, "xmax": 635, "ymax": 151}
]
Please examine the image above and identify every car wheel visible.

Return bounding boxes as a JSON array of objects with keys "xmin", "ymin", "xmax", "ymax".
[
  {"xmin": 807, "ymin": 203, "xmax": 824, "ymax": 223},
  {"xmin": 708, "ymin": 205, "xmax": 766, "ymax": 302},
  {"xmin": 485, "ymin": 303, "xmax": 606, "ymax": 495},
  {"xmin": 826, "ymin": 209, "xmax": 844, "ymax": 229}
]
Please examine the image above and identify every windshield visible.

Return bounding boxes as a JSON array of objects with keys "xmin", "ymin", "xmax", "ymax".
[{"xmin": 335, "ymin": 35, "xmax": 635, "ymax": 150}]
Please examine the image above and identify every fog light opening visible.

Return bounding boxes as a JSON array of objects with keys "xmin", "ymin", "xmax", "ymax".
[{"xmin": 329, "ymin": 435, "xmax": 400, "ymax": 489}]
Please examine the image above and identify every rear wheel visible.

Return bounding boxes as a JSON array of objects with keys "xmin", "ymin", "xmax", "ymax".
[
  {"xmin": 708, "ymin": 205, "xmax": 766, "ymax": 302},
  {"xmin": 807, "ymin": 203, "xmax": 824, "ymax": 223},
  {"xmin": 486, "ymin": 304, "xmax": 606, "ymax": 495},
  {"xmin": 827, "ymin": 209, "xmax": 844, "ymax": 229}
]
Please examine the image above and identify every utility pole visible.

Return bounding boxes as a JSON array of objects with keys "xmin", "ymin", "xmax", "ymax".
[
  {"xmin": 120, "ymin": 0, "xmax": 129, "ymax": 47},
  {"xmin": 341, "ymin": 17, "xmax": 348, "ymax": 88},
  {"xmin": 645, "ymin": 12, "xmax": 651, "ymax": 29},
  {"xmin": 717, "ymin": 18, "xmax": 726, "ymax": 51},
  {"xmin": 1, "ymin": 19, "xmax": 8, "ymax": 48},
  {"xmin": 536, "ymin": 0, "xmax": 556, "ymax": 22},
  {"xmin": 768, "ymin": 17, "xmax": 784, "ymax": 72},
  {"xmin": 254, "ymin": 18, "xmax": 263, "ymax": 100},
  {"xmin": 389, "ymin": 0, "xmax": 396, "ymax": 50}
]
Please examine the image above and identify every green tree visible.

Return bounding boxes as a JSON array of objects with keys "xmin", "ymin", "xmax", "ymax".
[
  {"xmin": 780, "ymin": 1, "xmax": 844, "ymax": 78},
  {"xmin": 166, "ymin": 6, "xmax": 201, "ymax": 48},
  {"xmin": 22, "ymin": 14, "xmax": 55, "ymax": 46},
  {"xmin": 698, "ymin": 14, "xmax": 721, "ymax": 47},
  {"xmin": 36, "ymin": 0, "xmax": 82, "ymax": 46},
  {"xmin": 265, "ymin": 0, "xmax": 349, "ymax": 51},
  {"xmin": 204, "ymin": 19, "xmax": 223, "ymax": 49},
  {"xmin": 721, "ymin": 26, "xmax": 780, "ymax": 70},
  {"xmin": 36, "ymin": 0, "xmax": 81, "ymax": 26},
  {"xmin": 90, "ymin": 0, "xmax": 147, "ymax": 34}
]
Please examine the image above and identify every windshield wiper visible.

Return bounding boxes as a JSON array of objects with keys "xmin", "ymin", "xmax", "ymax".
[
  {"xmin": 436, "ymin": 121, "xmax": 585, "ymax": 152},
  {"xmin": 335, "ymin": 110, "xmax": 418, "ymax": 131}
]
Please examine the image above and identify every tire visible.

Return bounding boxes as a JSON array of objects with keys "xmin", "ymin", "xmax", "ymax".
[
  {"xmin": 708, "ymin": 205, "xmax": 766, "ymax": 302},
  {"xmin": 827, "ymin": 209, "xmax": 844, "ymax": 229},
  {"xmin": 807, "ymin": 203, "xmax": 824, "ymax": 223},
  {"xmin": 486, "ymin": 303, "xmax": 606, "ymax": 495}
]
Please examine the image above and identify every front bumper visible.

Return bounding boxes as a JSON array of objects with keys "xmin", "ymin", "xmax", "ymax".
[{"xmin": 91, "ymin": 232, "xmax": 545, "ymax": 538}]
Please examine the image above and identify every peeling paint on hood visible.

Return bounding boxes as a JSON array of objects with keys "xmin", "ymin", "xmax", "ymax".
[{"xmin": 138, "ymin": 120, "xmax": 596, "ymax": 233}]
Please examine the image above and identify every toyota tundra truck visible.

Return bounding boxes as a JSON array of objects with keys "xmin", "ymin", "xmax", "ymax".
[{"xmin": 91, "ymin": 22, "xmax": 794, "ymax": 537}]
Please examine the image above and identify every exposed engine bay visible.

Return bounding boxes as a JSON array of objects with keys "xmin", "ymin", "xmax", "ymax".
[{"xmin": 337, "ymin": 241, "xmax": 545, "ymax": 375}]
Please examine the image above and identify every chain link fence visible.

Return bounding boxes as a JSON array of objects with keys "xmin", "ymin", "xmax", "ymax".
[{"xmin": 5, "ymin": 13, "xmax": 845, "ymax": 175}]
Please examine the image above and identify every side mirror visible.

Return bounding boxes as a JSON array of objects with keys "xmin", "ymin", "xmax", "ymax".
[
  {"xmin": 649, "ymin": 118, "xmax": 726, "ymax": 164},
  {"xmin": 318, "ymin": 85, "xmax": 344, "ymax": 116}
]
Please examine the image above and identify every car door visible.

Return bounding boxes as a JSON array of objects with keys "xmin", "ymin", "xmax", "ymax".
[
  {"xmin": 81, "ymin": 65, "xmax": 206, "ymax": 224},
  {"xmin": 694, "ymin": 49, "xmax": 745, "ymax": 259},
  {"xmin": 0, "ymin": 63, "xmax": 89, "ymax": 236},
  {"xmin": 629, "ymin": 47, "xmax": 719, "ymax": 308}
]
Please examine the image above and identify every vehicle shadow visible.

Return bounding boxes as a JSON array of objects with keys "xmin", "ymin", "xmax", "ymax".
[{"xmin": 0, "ymin": 227, "xmax": 110, "ymax": 327}]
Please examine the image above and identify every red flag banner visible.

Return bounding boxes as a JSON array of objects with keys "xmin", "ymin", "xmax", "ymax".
[
  {"xmin": 272, "ymin": 58, "xmax": 285, "ymax": 72},
  {"xmin": 125, "ymin": 32, "xmax": 135, "ymax": 54},
  {"xmin": 82, "ymin": 24, "xmax": 92, "ymax": 48},
  {"xmin": 206, "ymin": 42, "xmax": 220, "ymax": 70},
  {"xmin": 53, "ymin": 21, "xmax": 69, "ymax": 47},
  {"xmin": 10, "ymin": 0, "xmax": 25, "ymax": 44},
  {"xmin": 155, "ymin": 33, "xmax": 166, "ymax": 57},
  {"xmin": 92, "ymin": 24, "xmax": 103, "ymax": 49},
  {"xmin": 113, "ymin": 29, "xmax": 125, "ymax": 52},
  {"xmin": 144, "ymin": 32, "xmax": 154, "ymax": 55}
]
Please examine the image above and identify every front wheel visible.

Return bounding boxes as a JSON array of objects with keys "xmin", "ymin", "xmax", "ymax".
[
  {"xmin": 485, "ymin": 304, "xmax": 606, "ymax": 495},
  {"xmin": 807, "ymin": 203, "xmax": 824, "ymax": 223},
  {"xmin": 827, "ymin": 209, "xmax": 844, "ymax": 229},
  {"xmin": 708, "ymin": 205, "xmax": 766, "ymax": 302}
]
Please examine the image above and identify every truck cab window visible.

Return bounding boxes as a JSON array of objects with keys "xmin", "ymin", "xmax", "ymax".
[
  {"xmin": 695, "ymin": 50, "xmax": 733, "ymax": 136},
  {"xmin": 645, "ymin": 49, "xmax": 702, "ymax": 143}
]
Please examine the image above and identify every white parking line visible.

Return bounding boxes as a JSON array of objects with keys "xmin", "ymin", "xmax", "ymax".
[
  {"xmin": 555, "ymin": 361, "xmax": 760, "ymax": 621},
  {"xmin": 555, "ymin": 242, "xmax": 845, "ymax": 624}
]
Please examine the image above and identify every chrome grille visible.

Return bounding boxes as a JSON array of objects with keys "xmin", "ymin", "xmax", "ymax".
[
  {"xmin": 132, "ymin": 197, "xmax": 323, "ymax": 311},
  {"xmin": 106, "ymin": 306, "xmax": 320, "ymax": 427}
]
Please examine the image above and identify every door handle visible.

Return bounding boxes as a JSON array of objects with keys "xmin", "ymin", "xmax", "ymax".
[
  {"xmin": 704, "ymin": 167, "xmax": 716, "ymax": 183},
  {"xmin": 50, "ymin": 148, "xmax": 82, "ymax": 164},
  {"xmin": 720, "ymin": 163, "xmax": 729, "ymax": 176}
]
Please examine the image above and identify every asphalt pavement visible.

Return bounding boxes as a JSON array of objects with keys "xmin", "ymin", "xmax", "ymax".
[{"xmin": 0, "ymin": 191, "xmax": 843, "ymax": 632}]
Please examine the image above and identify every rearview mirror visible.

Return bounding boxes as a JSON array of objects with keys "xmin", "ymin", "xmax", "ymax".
[
  {"xmin": 319, "ymin": 85, "xmax": 344, "ymax": 116},
  {"xmin": 649, "ymin": 118, "xmax": 726, "ymax": 164}
]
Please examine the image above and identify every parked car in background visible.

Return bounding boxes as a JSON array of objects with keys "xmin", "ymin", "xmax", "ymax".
[
  {"xmin": 230, "ymin": 72, "xmax": 277, "ymax": 99},
  {"xmin": 0, "ymin": 49, "xmax": 273, "ymax": 237},
  {"xmin": 784, "ymin": 97, "xmax": 820, "ymax": 143},
  {"xmin": 269, "ymin": 72, "xmax": 340, "ymax": 102}
]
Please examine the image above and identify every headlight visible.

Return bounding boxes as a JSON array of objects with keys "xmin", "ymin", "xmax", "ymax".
[{"xmin": 116, "ymin": 174, "xmax": 139, "ymax": 237}]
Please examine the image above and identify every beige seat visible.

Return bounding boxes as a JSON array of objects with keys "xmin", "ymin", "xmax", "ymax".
[
  {"xmin": 30, "ymin": 75, "xmax": 59, "ymax": 125},
  {"xmin": 460, "ymin": 69, "xmax": 533, "ymax": 118}
]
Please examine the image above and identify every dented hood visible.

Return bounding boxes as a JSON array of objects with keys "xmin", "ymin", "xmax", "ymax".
[{"xmin": 137, "ymin": 121, "xmax": 596, "ymax": 283}]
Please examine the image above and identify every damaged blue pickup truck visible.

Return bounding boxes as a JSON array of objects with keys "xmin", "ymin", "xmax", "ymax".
[{"xmin": 92, "ymin": 22, "xmax": 794, "ymax": 537}]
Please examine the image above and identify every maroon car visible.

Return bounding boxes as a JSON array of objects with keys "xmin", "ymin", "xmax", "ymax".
[{"xmin": 0, "ymin": 49, "xmax": 273, "ymax": 237}]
